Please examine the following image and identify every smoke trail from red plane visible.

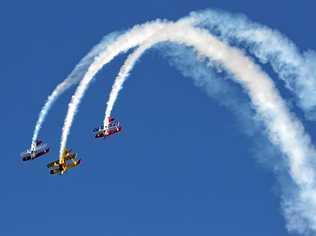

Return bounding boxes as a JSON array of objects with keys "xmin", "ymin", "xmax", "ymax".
[{"xmin": 103, "ymin": 24, "xmax": 316, "ymax": 235}]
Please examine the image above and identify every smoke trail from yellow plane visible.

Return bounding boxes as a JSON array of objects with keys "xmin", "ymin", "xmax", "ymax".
[
  {"xmin": 102, "ymin": 24, "xmax": 316, "ymax": 235},
  {"xmin": 59, "ymin": 20, "xmax": 176, "ymax": 159},
  {"xmin": 30, "ymin": 32, "xmax": 119, "ymax": 150}
]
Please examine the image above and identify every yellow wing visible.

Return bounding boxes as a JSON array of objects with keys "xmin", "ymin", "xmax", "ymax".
[
  {"xmin": 49, "ymin": 168, "xmax": 62, "ymax": 175},
  {"xmin": 47, "ymin": 160, "xmax": 59, "ymax": 168}
]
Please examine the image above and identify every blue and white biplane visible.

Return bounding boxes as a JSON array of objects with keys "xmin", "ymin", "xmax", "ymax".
[{"xmin": 21, "ymin": 140, "xmax": 50, "ymax": 161}]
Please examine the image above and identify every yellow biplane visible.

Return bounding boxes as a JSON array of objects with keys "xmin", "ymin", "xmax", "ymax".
[{"xmin": 47, "ymin": 148, "xmax": 81, "ymax": 175}]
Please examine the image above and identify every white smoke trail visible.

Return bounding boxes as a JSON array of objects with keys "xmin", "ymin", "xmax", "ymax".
[
  {"xmin": 34, "ymin": 9, "xmax": 316, "ymax": 150},
  {"xmin": 188, "ymin": 9, "xmax": 316, "ymax": 119},
  {"xmin": 103, "ymin": 28, "xmax": 166, "ymax": 125},
  {"xmin": 59, "ymin": 20, "xmax": 184, "ymax": 159},
  {"xmin": 30, "ymin": 32, "xmax": 119, "ymax": 150},
  {"xmin": 102, "ymin": 24, "xmax": 316, "ymax": 234}
]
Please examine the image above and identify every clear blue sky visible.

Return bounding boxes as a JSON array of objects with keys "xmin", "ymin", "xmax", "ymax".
[{"xmin": 1, "ymin": 0, "xmax": 316, "ymax": 235}]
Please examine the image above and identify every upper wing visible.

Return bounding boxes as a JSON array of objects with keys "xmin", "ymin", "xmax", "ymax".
[
  {"xmin": 64, "ymin": 153, "xmax": 76, "ymax": 161},
  {"xmin": 32, "ymin": 143, "xmax": 49, "ymax": 153},
  {"xmin": 66, "ymin": 160, "xmax": 81, "ymax": 170}
]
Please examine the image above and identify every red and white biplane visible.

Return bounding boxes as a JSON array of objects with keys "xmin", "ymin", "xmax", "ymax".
[{"xmin": 93, "ymin": 117, "xmax": 122, "ymax": 139}]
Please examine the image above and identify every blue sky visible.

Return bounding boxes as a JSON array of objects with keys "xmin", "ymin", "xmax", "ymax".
[{"xmin": 1, "ymin": 0, "xmax": 316, "ymax": 235}]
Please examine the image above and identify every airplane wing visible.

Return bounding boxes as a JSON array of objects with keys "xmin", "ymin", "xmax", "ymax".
[
  {"xmin": 49, "ymin": 159, "xmax": 81, "ymax": 175},
  {"xmin": 21, "ymin": 152, "xmax": 31, "ymax": 161},
  {"xmin": 50, "ymin": 168, "xmax": 62, "ymax": 175},
  {"xmin": 47, "ymin": 160, "xmax": 59, "ymax": 168},
  {"xmin": 93, "ymin": 125, "xmax": 105, "ymax": 132},
  {"xmin": 66, "ymin": 160, "xmax": 81, "ymax": 169},
  {"xmin": 35, "ymin": 144, "xmax": 49, "ymax": 152},
  {"xmin": 64, "ymin": 153, "xmax": 76, "ymax": 161}
]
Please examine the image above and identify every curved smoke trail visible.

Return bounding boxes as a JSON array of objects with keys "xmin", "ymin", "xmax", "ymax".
[
  {"xmin": 59, "ymin": 20, "xmax": 179, "ymax": 159},
  {"xmin": 30, "ymin": 32, "xmax": 119, "ymax": 150},
  {"xmin": 103, "ymin": 27, "xmax": 168, "ymax": 124},
  {"xmin": 102, "ymin": 24, "xmax": 316, "ymax": 235},
  {"xmin": 189, "ymin": 9, "xmax": 316, "ymax": 119},
  {"xmin": 32, "ymin": 9, "xmax": 316, "ymax": 149}
]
